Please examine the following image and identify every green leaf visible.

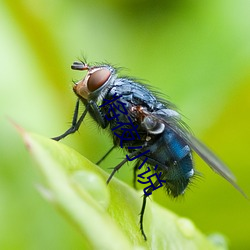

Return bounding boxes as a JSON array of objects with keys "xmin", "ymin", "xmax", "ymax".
[{"xmin": 19, "ymin": 128, "xmax": 226, "ymax": 250}]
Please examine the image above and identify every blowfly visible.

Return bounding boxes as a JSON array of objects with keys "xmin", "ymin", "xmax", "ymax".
[{"xmin": 52, "ymin": 60, "xmax": 246, "ymax": 240}]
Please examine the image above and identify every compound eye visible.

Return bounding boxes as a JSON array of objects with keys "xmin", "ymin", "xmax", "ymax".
[{"xmin": 87, "ymin": 68, "xmax": 111, "ymax": 92}]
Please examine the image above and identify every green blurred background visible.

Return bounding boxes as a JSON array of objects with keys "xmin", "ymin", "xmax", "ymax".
[{"xmin": 1, "ymin": 0, "xmax": 250, "ymax": 249}]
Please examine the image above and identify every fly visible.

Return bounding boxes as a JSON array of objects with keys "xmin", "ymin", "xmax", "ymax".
[{"xmin": 52, "ymin": 60, "xmax": 246, "ymax": 240}]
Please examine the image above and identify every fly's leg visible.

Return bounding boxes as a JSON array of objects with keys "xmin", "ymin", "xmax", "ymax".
[
  {"xmin": 107, "ymin": 148, "xmax": 151, "ymax": 240},
  {"xmin": 52, "ymin": 99, "xmax": 88, "ymax": 141},
  {"xmin": 107, "ymin": 147, "xmax": 151, "ymax": 186},
  {"xmin": 88, "ymin": 100, "xmax": 107, "ymax": 129},
  {"xmin": 140, "ymin": 194, "xmax": 148, "ymax": 240},
  {"xmin": 52, "ymin": 99, "xmax": 108, "ymax": 141},
  {"xmin": 106, "ymin": 157, "xmax": 129, "ymax": 184},
  {"xmin": 137, "ymin": 159, "xmax": 160, "ymax": 240},
  {"xmin": 89, "ymin": 99, "xmax": 113, "ymax": 164},
  {"xmin": 106, "ymin": 150, "xmax": 142, "ymax": 184},
  {"xmin": 96, "ymin": 145, "xmax": 116, "ymax": 165},
  {"xmin": 133, "ymin": 161, "xmax": 141, "ymax": 188},
  {"xmin": 139, "ymin": 184, "xmax": 156, "ymax": 241}
]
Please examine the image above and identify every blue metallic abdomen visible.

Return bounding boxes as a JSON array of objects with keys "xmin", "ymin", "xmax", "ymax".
[{"xmin": 146, "ymin": 128, "xmax": 193, "ymax": 197}]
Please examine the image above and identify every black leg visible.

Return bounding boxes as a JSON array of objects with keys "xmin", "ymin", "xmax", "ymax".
[
  {"xmin": 106, "ymin": 150, "xmax": 141, "ymax": 184},
  {"xmin": 105, "ymin": 149, "xmax": 150, "ymax": 240},
  {"xmin": 89, "ymin": 100, "xmax": 107, "ymax": 129},
  {"xmin": 52, "ymin": 100, "xmax": 89, "ymax": 141},
  {"xmin": 72, "ymin": 99, "xmax": 80, "ymax": 125},
  {"xmin": 106, "ymin": 157, "xmax": 129, "ymax": 184},
  {"xmin": 140, "ymin": 194, "xmax": 148, "ymax": 240},
  {"xmin": 133, "ymin": 161, "xmax": 140, "ymax": 188},
  {"xmin": 96, "ymin": 145, "xmax": 116, "ymax": 165}
]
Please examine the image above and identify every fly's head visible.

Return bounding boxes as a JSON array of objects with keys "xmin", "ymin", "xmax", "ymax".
[{"xmin": 72, "ymin": 61, "xmax": 116, "ymax": 101}]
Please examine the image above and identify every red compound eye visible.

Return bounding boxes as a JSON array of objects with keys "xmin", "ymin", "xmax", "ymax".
[{"xmin": 87, "ymin": 68, "xmax": 111, "ymax": 92}]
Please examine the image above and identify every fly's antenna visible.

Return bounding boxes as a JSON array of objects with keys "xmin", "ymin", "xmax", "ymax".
[{"xmin": 71, "ymin": 61, "xmax": 89, "ymax": 71}]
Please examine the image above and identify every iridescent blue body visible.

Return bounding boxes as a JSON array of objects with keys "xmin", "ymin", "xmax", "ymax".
[
  {"xmin": 52, "ymin": 61, "xmax": 245, "ymax": 240},
  {"xmin": 91, "ymin": 77, "xmax": 194, "ymax": 197}
]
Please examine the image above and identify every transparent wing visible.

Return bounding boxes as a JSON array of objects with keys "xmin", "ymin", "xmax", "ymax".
[{"xmin": 149, "ymin": 110, "xmax": 247, "ymax": 198}]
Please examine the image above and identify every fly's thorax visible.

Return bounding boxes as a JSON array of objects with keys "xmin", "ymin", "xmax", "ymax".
[{"xmin": 73, "ymin": 64, "xmax": 117, "ymax": 102}]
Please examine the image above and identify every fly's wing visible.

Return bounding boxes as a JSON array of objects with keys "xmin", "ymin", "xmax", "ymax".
[
  {"xmin": 151, "ymin": 110, "xmax": 247, "ymax": 198},
  {"xmin": 181, "ymin": 131, "xmax": 248, "ymax": 198}
]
